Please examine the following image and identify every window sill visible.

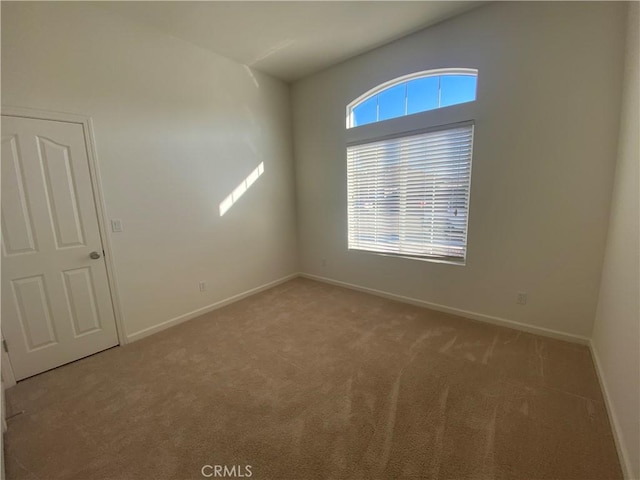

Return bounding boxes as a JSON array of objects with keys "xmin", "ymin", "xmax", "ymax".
[{"xmin": 348, "ymin": 247, "xmax": 466, "ymax": 267}]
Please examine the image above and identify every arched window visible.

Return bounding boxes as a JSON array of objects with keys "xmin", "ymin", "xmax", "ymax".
[
  {"xmin": 345, "ymin": 69, "xmax": 477, "ymax": 264},
  {"xmin": 347, "ymin": 68, "xmax": 478, "ymax": 128}
]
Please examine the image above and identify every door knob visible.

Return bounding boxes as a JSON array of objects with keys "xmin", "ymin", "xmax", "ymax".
[{"xmin": 89, "ymin": 251, "xmax": 101, "ymax": 260}]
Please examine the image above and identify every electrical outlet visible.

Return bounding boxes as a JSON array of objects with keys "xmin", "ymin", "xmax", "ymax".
[
  {"xmin": 111, "ymin": 219, "xmax": 123, "ymax": 233},
  {"xmin": 516, "ymin": 292, "xmax": 528, "ymax": 305},
  {"xmin": 321, "ymin": 258, "xmax": 327, "ymax": 267},
  {"xmin": 199, "ymin": 281, "xmax": 206, "ymax": 292}
]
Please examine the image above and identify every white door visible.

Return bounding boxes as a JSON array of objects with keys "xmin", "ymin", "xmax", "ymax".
[{"xmin": 1, "ymin": 115, "xmax": 119, "ymax": 380}]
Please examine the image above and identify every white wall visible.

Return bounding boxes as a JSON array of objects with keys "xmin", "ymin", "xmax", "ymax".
[
  {"xmin": 292, "ymin": 2, "xmax": 626, "ymax": 339},
  {"xmin": 592, "ymin": 4, "xmax": 640, "ymax": 479},
  {"xmin": 1, "ymin": 2, "xmax": 299, "ymax": 340}
]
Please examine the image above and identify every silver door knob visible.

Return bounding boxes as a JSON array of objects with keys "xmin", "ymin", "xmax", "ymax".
[{"xmin": 89, "ymin": 251, "xmax": 101, "ymax": 260}]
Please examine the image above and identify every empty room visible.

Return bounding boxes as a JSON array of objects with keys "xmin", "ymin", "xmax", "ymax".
[{"xmin": 1, "ymin": 1, "xmax": 638, "ymax": 479}]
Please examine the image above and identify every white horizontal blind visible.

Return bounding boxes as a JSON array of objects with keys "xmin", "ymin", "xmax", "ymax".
[{"xmin": 347, "ymin": 124, "xmax": 474, "ymax": 261}]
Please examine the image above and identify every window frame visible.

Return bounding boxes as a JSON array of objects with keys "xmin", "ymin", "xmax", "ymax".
[
  {"xmin": 345, "ymin": 68, "xmax": 478, "ymax": 266},
  {"xmin": 346, "ymin": 68, "xmax": 478, "ymax": 129}
]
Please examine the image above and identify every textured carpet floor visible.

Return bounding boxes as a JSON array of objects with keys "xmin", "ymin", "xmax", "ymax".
[{"xmin": 4, "ymin": 278, "xmax": 622, "ymax": 479}]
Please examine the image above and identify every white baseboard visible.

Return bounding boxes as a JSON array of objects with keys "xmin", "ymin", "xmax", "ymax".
[
  {"xmin": 590, "ymin": 342, "xmax": 635, "ymax": 480},
  {"xmin": 126, "ymin": 273, "xmax": 299, "ymax": 342},
  {"xmin": 300, "ymin": 272, "xmax": 590, "ymax": 345},
  {"xmin": 127, "ymin": 270, "xmax": 590, "ymax": 345}
]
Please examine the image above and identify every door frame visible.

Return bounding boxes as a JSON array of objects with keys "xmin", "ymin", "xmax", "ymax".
[
  {"xmin": 1, "ymin": 333, "xmax": 16, "ymax": 388},
  {"xmin": 1, "ymin": 106, "xmax": 127, "ymax": 375}
]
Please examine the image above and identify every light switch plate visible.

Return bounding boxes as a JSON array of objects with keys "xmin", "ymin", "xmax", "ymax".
[{"xmin": 111, "ymin": 219, "xmax": 123, "ymax": 233}]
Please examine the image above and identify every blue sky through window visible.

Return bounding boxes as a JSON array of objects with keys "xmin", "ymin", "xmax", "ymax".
[
  {"xmin": 440, "ymin": 75, "xmax": 477, "ymax": 107},
  {"xmin": 350, "ymin": 72, "xmax": 477, "ymax": 127},
  {"xmin": 407, "ymin": 76, "xmax": 439, "ymax": 115},
  {"xmin": 378, "ymin": 84, "xmax": 405, "ymax": 121},
  {"xmin": 352, "ymin": 96, "xmax": 377, "ymax": 127}
]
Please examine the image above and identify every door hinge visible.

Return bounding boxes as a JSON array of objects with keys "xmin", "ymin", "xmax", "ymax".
[{"xmin": 2, "ymin": 339, "xmax": 8, "ymax": 353}]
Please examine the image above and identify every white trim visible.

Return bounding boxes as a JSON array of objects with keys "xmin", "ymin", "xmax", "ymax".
[
  {"xmin": 3, "ymin": 106, "xmax": 93, "ymax": 126},
  {"xmin": 346, "ymin": 101, "xmax": 477, "ymax": 146},
  {"xmin": 1, "ymin": 105, "xmax": 128, "ymax": 346},
  {"xmin": 83, "ymin": 117, "xmax": 127, "ymax": 344},
  {"xmin": 590, "ymin": 341, "xmax": 635, "ymax": 480},
  {"xmin": 300, "ymin": 273, "xmax": 590, "ymax": 345},
  {"xmin": 126, "ymin": 273, "xmax": 299, "ymax": 342}
]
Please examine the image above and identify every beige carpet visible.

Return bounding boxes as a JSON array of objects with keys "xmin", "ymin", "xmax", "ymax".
[{"xmin": 4, "ymin": 278, "xmax": 621, "ymax": 479}]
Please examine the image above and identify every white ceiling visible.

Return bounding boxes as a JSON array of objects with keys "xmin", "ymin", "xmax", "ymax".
[{"xmin": 95, "ymin": 1, "xmax": 482, "ymax": 82}]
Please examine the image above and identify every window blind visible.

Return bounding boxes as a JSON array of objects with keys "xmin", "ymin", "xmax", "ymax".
[{"xmin": 347, "ymin": 123, "xmax": 474, "ymax": 262}]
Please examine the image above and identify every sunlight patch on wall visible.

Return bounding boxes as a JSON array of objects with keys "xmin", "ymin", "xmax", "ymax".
[{"xmin": 219, "ymin": 162, "xmax": 265, "ymax": 216}]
